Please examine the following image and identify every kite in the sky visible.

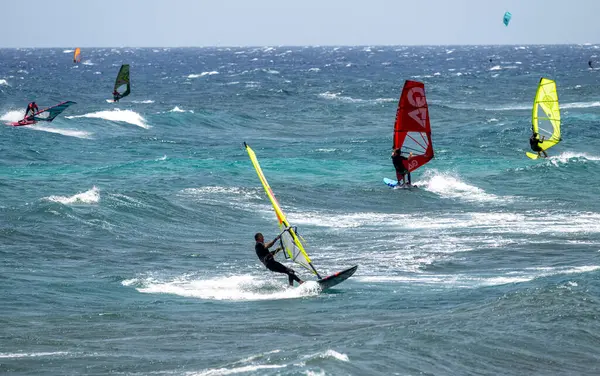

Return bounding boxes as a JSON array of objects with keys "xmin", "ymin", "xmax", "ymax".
[{"xmin": 503, "ymin": 11, "xmax": 512, "ymax": 26}]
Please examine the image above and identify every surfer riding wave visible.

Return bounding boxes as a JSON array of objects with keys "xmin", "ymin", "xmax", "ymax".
[
  {"xmin": 391, "ymin": 148, "xmax": 412, "ymax": 186},
  {"xmin": 529, "ymin": 132, "xmax": 548, "ymax": 158},
  {"xmin": 24, "ymin": 101, "xmax": 39, "ymax": 120},
  {"xmin": 254, "ymin": 231, "xmax": 303, "ymax": 286}
]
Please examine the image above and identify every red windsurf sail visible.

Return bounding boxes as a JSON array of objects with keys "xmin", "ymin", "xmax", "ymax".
[{"xmin": 393, "ymin": 80, "xmax": 434, "ymax": 172}]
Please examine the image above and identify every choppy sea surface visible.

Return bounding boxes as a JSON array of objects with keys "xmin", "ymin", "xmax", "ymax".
[{"xmin": 2, "ymin": 45, "xmax": 600, "ymax": 375}]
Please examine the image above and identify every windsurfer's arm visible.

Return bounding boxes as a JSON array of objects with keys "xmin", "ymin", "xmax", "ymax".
[
  {"xmin": 265, "ymin": 234, "xmax": 281, "ymax": 249},
  {"xmin": 271, "ymin": 247, "xmax": 282, "ymax": 256}
]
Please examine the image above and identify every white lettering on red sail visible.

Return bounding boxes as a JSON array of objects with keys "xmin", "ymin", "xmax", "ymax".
[{"xmin": 392, "ymin": 80, "xmax": 434, "ymax": 172}]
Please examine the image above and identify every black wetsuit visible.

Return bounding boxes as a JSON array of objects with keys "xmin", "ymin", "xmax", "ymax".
[
  {"xmin": 391, "ymin": 150, "xmax": 411, "ymax": 184},
  {"xmin": 529, "ymin": 135, "xmax": 543, "ymax": 152},
  {"xmin": 255, "ymin": 241, "xmax": 302, "ymax": 286}
]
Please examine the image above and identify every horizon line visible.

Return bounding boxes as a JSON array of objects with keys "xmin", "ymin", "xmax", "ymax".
[{"xmin": 1, "ymin": 43, "xmax": 598, "ymax": 49}]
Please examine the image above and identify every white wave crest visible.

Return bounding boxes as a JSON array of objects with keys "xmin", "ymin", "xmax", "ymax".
[
  {"xmin": 132, "ymin": 100, "xmax": 154, "ymax": 104},
  {"xmin": 0, "ymin": 79, "xmax": 9, "ymax": 86},
  {"xmin": 561, "ymin": 101, "xmax": 600, "ymax": 109},
  {"xmin": 66, "ymin": 109, "xmax": 149, "ymax": 129},
  {"xmin": 190, "ymin": 364, "xmax": 286, "ymax": 376},
  {"xmin": 0, "ymin": 351, "xmax": 71, "ymax": 359},
  {"xmin": 188, "ymin": 71, "xmax": 219, "ymax": 78},
  {"xmin": 1, "ymin": 110, "xmax": 25, "ymax": 122},
  {"xmin": 484, "ymin": 104, "xmax": 530, "ymax": 111},
  {"xmin": 45, "ymin": 186, "xmax": 100, "ymax": 205},
  {"xmin": 125, "ymin": 274, "xmax": 320, "ymax": 301},
  {"xmin": 359, "ymin": 265, "xmax": 600, "ymax": 288},
  {"xmin": 419, "ymin": 170, "xmax": 503, "ymax": 203},
  {"xmin": 547, "ymin": 152, "xmax": 600, "ymax": 166},
  {"xmin": 81, "ymin": 60, "xmax": 94, "ymax": 66},
  {"xmin": 169, "ymin": 106, "xmax": 193, "ymax": 113},
  {"xmin": 304, "ymin": 350, "xmax": 350, "ymax": 362},
  {"xmin": 489, "ymin": 65, "xmax": 502, "ymax": 71},
  {"xmin": 63, "ymin": 49, "xmax": 74, "ymax": 53},
  {"xmin": 30, "ymin": 126, "xmax": 93, "ymax": 139},
  {"xmin": 318, "ymin": 91, "xmax": 394, "ymax": 104}
]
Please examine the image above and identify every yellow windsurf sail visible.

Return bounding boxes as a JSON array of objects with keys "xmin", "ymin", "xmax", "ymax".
[
  {"xmin": 73, "ymin": 48, "xmax": 81, "ymax": 63},
  {"xmin": 245, "ymin": 142, "xmax": 320, "ymax": 277},
  {"xmin": 532, "ymin": 77, "xmax": 561, "ymax": 151}
]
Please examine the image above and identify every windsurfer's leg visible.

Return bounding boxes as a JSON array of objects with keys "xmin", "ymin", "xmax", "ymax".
[
  {"xmin": 266, "ymin": 260, "xmax": 302, "ymax": 286},
  {"xmin": 543, "ymin": 150, "xmax": 548, "ymax": 158},
  {"xmin": 395, "ymin": 170, "xmax": 403, "ymax": 184},
  {"xmin": 287, "ymin": 269, "xmax": 302, "ymax": 286},
  {"xmin": 407, "ymin": 172, "xmax": 412, "ymax": 185},
  {"xmin": 266, "ymin": 260, "xmax": 291, "ymax": 275}
]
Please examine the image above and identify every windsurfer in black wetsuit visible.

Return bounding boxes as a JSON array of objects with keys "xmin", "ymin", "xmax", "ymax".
[
  {"xmin": 24, "ymin": 101, "xmax": 39, "ymax": 120},
  {"xmin": 254, "ymin": 232, "xmax": 303, "ymax": 286},
  {"xmin": 529, "ymin": 132, "xmax": 548, "ymax": 158},
  {"xmin": 391, "ymin": 148, "xmax": 412, "ymax": 186},
  {"xmin": 112, "ymin": 90, "xmax": 121, "ymax": 102}
]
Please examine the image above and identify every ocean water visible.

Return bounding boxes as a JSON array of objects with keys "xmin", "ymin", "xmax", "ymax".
[{"xmin": 1, "ymin": 45, "xmax": 600, "ymax": 375}]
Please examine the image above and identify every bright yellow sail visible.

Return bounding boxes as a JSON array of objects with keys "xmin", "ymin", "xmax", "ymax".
[
  {"xmin": 73, "ymin": 48, "xmax": 81, "ymax": 63},
  {"xmin": 532, "ymin": 77, "xmax": 561, "ymax": 151},
  {"xmin": 245, "ymin": 143, "xmax": 319, "ymax": 276}
]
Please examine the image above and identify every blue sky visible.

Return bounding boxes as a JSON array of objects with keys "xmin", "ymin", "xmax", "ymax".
[{"xmin": 3, "ymin": 0, "xmax": 600, "ymax": 47}]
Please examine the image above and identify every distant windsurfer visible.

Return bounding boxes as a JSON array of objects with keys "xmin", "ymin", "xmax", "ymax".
[
  {"xmin": 24, "ymin": 102, "xmax": 39, "ymax": 120},
  {"xmin": 589, "ymin": 60, "xmax": 593, "ymax": 69},
  {"xmin": 391, "ymin": 148, "xmax": 412, "ymax": 186},
  {"xmin": 113, "ymin": 90, "xmax": 121, "ymax": 102},
  {"xmin": 254, "ymin": 232, "xmax": 303, "ymax": 286},
  {"xmin": 529, "ymin": 132, "xmax": 548, "ymax": 158}
]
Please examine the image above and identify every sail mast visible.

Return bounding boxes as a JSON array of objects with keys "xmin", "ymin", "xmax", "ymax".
[{"xmin": 244, "ymin": 142, "xmax": 321, "ymax": 278}]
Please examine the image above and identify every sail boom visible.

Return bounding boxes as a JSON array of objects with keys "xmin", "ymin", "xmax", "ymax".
[{"xmin": 31, "ymin": 101, "xmax": 76, "ymax": 122}]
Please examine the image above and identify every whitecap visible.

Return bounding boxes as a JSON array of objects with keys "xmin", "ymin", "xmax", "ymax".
[
  {"xmin": 66, "ymin": 109, "xmax": 149, "ymax": 129},
  {"xmin": 45, "ymin": 186, "xmax": 100, "ymax": 205}
]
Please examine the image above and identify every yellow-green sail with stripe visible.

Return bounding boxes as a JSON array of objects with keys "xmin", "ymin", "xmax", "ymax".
[
  {"xmin": 244, "ymin": 143, "xmax": 320, "ymax": 277},
  {"xmin": 532, "ymin": 78, "xmax": 561, "ymax": 151}
]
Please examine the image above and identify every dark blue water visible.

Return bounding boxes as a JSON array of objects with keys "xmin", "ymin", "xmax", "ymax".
[{"xmin": 2, "ymin": 45, "xmax": 600, "ymax": 375}]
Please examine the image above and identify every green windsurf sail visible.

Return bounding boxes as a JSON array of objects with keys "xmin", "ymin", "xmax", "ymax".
[
  {"xmin": 113, "ymin": 64, "xmax": 131, "ymax": 99},
  {"xmin": 32, "ymin": 101, "xmax": 77, "ymax": 122}
]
